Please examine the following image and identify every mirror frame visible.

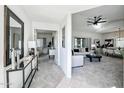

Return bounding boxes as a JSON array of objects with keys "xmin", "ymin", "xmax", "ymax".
[{"xmin": 4, "ymin": 6, "xmax": 24, "ymax": 66}]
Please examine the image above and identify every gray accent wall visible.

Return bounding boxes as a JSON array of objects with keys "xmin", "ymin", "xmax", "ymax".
[{"xmin": 72, "ymin": 30, "xmax": 102, "ymax": 49}]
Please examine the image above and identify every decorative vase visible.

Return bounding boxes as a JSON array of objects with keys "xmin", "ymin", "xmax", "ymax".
[
  {"xmin": 17, "ymin": 50, "xmax": 20, "ymax": 69},
  {"xmin": 11, "ymin": 48, "xmax": 16, "ymax": 69}
]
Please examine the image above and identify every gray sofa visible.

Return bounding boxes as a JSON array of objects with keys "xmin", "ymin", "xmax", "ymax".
[{"xmin": 102, "ymin": 48, "xmax": 123, "ymax": 58}]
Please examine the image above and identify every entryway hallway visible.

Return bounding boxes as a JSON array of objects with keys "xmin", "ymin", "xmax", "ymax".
[{"xmin": 30, "ymin": 55, "xmax": 64, "ymax": 88}]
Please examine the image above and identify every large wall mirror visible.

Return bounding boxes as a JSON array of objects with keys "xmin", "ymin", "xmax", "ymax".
[{"xmin": 4, "ymin": 6, "xmax": 24, "ymax": 66}]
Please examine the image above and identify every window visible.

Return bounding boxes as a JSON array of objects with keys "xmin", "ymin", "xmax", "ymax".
[
  {"xmin": 74, "ymin": 37, "xmax": 91, "ymax": 48},
  {"xmin": 116, "ymin": 38, "xmax": 124, "ymax": 48}
]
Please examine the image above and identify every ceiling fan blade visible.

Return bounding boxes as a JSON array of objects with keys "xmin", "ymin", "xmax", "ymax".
[
  {"xmin": 98, "ymin": 21, "xmax": 107, "ymax": 23},
  {"xmin": 96, "ymin": 17, "xmax": 102, "ymax": 22},
  {"xmin": 87, "ymin": 21, "xmax": 94, "ymax": 23}
]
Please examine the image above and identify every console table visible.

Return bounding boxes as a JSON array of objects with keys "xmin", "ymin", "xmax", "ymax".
[
  {"xmin": 49, "ymin": 49, "xmax": 55, "ymax": 59},
  {"xmin": 6, "ymin": 55, "xmax": 38, "ymax": 88}
]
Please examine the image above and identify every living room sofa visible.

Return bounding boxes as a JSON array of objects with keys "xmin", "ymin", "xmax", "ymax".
[
  {"xmin": 72, "ymin": 55, "xmax": 84, "ymax": 67},
  {"xmin": 71, "ymin": 48, "xmax": 87, "ymax": 67},
  {"xmin": 102, "ymin": 48, "xmax": 123, "ymax": 58}
]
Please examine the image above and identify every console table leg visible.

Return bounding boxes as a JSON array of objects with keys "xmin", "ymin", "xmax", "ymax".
[{"xmin": 90, "ymin": 58, "xmax": 92, "ymax": 62}]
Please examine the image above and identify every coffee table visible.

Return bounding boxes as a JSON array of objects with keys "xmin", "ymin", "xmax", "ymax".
[{"xmin": 86, "ymin": 54, "xmax": 102, "ymax": 62}]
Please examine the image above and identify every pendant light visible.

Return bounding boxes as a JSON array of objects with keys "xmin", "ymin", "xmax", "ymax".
[
  {"xmin": 118, "ymin": 28, "xmax": 121, "ymax": 41},
  {"xmin": 118, "ymin": 28, "xmax": 121, "ymax": 50}
]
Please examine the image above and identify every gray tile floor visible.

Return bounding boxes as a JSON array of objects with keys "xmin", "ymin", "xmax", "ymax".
[
  {"xmin": 30, "ymin": 55, "xmax": 123, "ymax": 88},
  {"xmin": 30, "ymin": 55, "xmax": 64, "ymax": 88},
  {"xmin": 57, "ymin": 56, "xmax": 123, "ymax": 88}
]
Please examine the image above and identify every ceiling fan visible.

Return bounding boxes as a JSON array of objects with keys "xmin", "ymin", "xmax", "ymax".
[{"xmin": 87, "ymin": 15, "xmax": 107, "ymax": 25}]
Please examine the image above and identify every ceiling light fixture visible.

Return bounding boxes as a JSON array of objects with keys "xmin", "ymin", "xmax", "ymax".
[
  {"xmin": 87, "ymin": 15, "xmax": 107, "ymax": 25},
  {"xmin": 92, "ymin": 24, "xmax": 102, "ymax": 29}
]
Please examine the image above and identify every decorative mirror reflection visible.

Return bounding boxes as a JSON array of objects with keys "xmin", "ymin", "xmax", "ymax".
[
  {"xmin": 9, "ymin": 17, "xmax": 22, "ymax": 53},
  {"xmin": 4, "ymin": 6, "xmax": 24, "ymax": 66}
]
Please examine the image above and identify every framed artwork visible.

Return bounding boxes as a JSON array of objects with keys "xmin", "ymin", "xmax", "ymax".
[
  {"xmin": 62, "ymin": 26, "xmax": 65, "ymax": 48},
  {"xmin": 94, "ymin": 39, "xmax": 100, "ymax": 48},
  {"xmin": 104, "ymin": 39, "xmax": 114, "ymax": 47}
]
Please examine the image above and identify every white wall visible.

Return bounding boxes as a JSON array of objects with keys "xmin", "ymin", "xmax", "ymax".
[
  {"xmin": 66, "ymin": 13, "xmax": 72, "ymax": 78},
  {"xmin": 60, "ymin": 18, "xmax": 67, "ymax": 75},
  {"xmin": 0, "ymin": 5, "xmax": 32, "ymax": 88},
  {"xmin": 0, "ymin": 5, "xmax": 5, "ymax": 88},
  {"xmin": 60, "ymin": 13, "xmax": 72, "ymax": 78}
]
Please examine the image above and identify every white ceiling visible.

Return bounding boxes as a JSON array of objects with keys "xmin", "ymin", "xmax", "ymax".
[
  {"xmin": 72, "ymin": 5, "xmax": 124, "ymax": 33},
  {"xmin": 21, "ymin": 5, "xmax": 98, "ymax": 24}
]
